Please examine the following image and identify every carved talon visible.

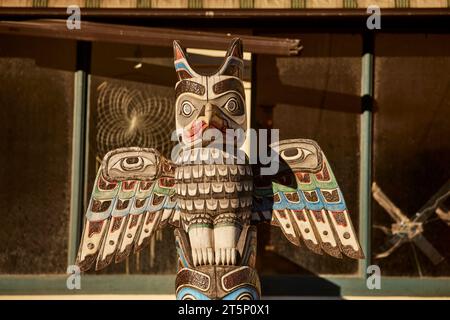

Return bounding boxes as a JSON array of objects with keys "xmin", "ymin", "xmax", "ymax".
[
  {"xmin": 192, "ymin": 247, "xmax": 214, "ymax": 266},
  {"xmin": 213, "ymin": 224, "xmax": 241, "ymax": 265},
  {"xmin": 188, "ymin": 226, "xmax": 214, "ymax": 266},
  {"xmin": 215, "ymin": 247, "xmax": 237, "ymax": 265}
]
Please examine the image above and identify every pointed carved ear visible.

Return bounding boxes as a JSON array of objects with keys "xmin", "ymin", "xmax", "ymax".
[
  {"xmin": 173, "ymin": 40, "xmax": 196, "ymax": 81},
  {"xmin": 218, "ymin": 38, "xmax": 244, "ymax": 79},
  {"xmin": 225, "ymin": 38, "xmax": 243, "ymax": 60}
]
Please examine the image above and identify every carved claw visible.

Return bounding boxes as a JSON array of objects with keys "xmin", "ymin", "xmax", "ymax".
[
  {"xmin": 188, "ymin": 226, "xmax": 214, "ymax": 266},
  {"xmin": 213, "ymin": 225, "xmax": 240, "ymax": 265},
  {"xmin": 192, "ymin": 247, "xmax": 214, "ymax": 266},
  {"xmin": 215, "ymin": 247, "xmax": 237, "ymax": 265}
]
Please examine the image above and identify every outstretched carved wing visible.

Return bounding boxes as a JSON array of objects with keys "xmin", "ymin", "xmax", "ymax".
[
  {"xmin": 252, "ymin": 139, "xmax": 364, "ymax": 259},
  {"xmin": 76, "ymin": 147, "xmax": 178, "ymax": 271}
]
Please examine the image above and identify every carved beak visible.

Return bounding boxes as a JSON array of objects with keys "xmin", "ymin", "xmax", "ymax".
[{"xmin": 204, "ymin": 102, "xmax": 227, "ymax": 131}]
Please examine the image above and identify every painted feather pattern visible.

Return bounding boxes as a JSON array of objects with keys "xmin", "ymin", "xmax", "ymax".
[
  {"xmin": 252, "ymin": 139, "xmax": 364, "ymax": 259},
  {"xmin": 76, "ymin": 147, "xmax": 177, "ymax": 271}
]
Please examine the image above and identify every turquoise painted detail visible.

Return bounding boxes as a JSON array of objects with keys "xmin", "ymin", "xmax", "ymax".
[
  {"xmin": 176, "ymin": 286, "xmax": 259, "ymax": 300},
  {"xmin": 177, "ymin": 287, "xmax": 211, "ymax": 300},
  {"xmin": 175, "ymin": 240, "xmax": 189, "ymax": 268},
  {"xmin": 175, "ymin": 61, "xmax": 194, "ymax": 76},
  {"xmin": 222, "ymin": 286, "xmax": 259, "ymax": 300},
  {"xmin": 254, "ymin": 147, "xmax": 348, "ymax": 217}
]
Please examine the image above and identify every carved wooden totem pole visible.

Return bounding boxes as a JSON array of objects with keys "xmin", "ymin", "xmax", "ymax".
[{"xmin": 76, "ymin": 38, "xmax": 364, "ymax": 300}]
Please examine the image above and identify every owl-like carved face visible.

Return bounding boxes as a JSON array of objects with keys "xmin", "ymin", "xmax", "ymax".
[{"xmin": 173, "ymin": 38, "xmax": 247, "ymax": 148}]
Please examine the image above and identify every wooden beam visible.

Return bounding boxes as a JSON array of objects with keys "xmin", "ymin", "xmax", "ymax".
[
  {"xmin": 0, "ymin": 19, "xmax": 302, "ymax": 56},
  {"xmin": 0, "ymin": 8, "xmax": 449, "ymax": 19}
]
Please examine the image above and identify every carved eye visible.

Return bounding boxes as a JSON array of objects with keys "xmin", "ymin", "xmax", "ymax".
[
  {"xmin": 112, "ymin": 156, "xmax": 154, "ymax": 172},
  {"xmin": 224, "ymin": 97, "xmax": 240, "ymax": 114},
  {"xmin": 281, "ymin": 148, "xmax": 312, "ymax": 162},
  {"xmin": 181, "ymin": 101, "xmax": 195, "ymax": 117}
]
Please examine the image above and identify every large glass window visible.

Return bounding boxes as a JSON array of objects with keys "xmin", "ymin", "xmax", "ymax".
[
  {"xmin": 372, "ymin": 33, "xmax": 450, "ymax": 277},
  {"xmin": 255, "ymin": 33, "xmax": 362, "ymax": 275},
  {"xmin": 0, "ymin": 22, "xmax": 449, "ymax": 297},
  {"xmin": 0, "ymin": 36, "xmax": 76, "ymax": 274}
]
